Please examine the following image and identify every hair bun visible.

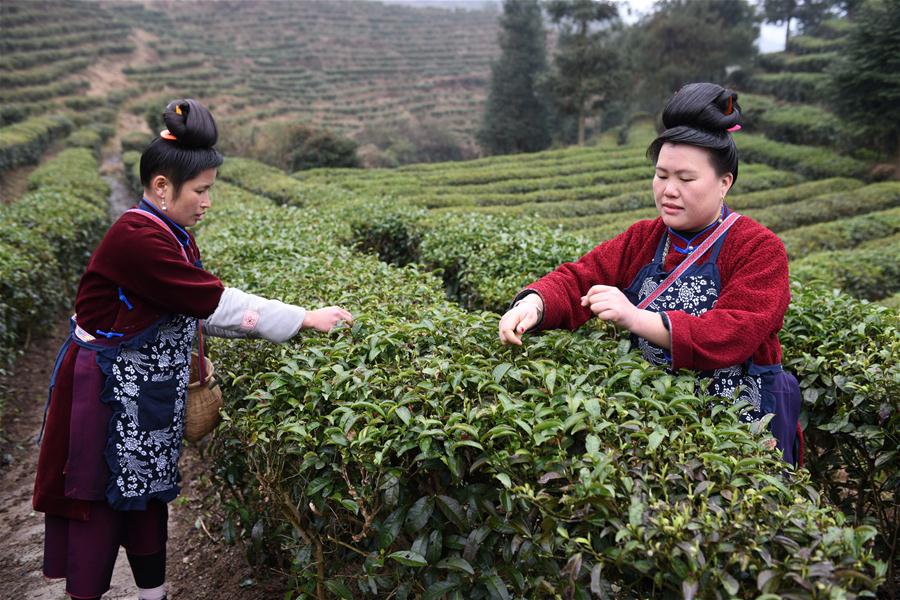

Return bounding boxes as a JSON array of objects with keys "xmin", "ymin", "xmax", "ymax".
[
  {"xmin": 162, "ymin": 99, "xmax": 218, "ymax": 148},
  {"xmin": 661, "ymin": 82, "xmax": 741, "ymax": 133}
]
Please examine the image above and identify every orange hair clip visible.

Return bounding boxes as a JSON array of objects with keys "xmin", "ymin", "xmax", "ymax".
[
  {"xmin": 175, "ymin": 105, "xmax": 183, "ymax": 116},
  {"xmin": 724, "ymin": 96, "xmax": 734, "ymax": 115},
  {"xmin": 160, "ymin": 129, "xmax": 177, "ymax": 141}
]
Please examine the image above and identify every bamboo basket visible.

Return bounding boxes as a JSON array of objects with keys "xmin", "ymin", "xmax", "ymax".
[{"xmin": 184, "ymin": 350, "xmax": 222, "ymax": 442}]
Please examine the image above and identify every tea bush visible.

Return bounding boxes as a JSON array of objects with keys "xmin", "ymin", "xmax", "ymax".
[
  {"xmin": 0, "ymin": 114, "xmax": 73, "ymax": 173},
  {"xmin": 197, "ymin": 183, "xmax": 884, "ymax": 599},
  {"xmin": 335, "ymin": 172, "xmax": 899, "ymax": 589},
  {"xmin": 727, "ymin": 178, "xmax": 862, "ymax": 211},
  {"xmin": 787, "ymin": 35, "xmax": 845, "ymax": 54},
  {"xmin": 746, "ymin": 182, "xmax": 900, "ymax": 232},
  {"xmin": 756, "ymin": 51, "xmax": 839, "ymax": 73},
  {"xmin": 0, "ymin": 148, "xmax": 108, "ymax": 373},
  {"xmin": 219, "ymin": 157, "xmax": 351, "ymax": 207},
  {"xmin": 781, "ymin": 282, "xmax": 900, "ymax": 578},
  {"xmin": 779, "ymin": 207, "xmax": 900, "ymax": 259},
  {"xmin": 738, "ymin": 134, "xmax": 870, "ymax": 180},
  {"xmin": 746, "ymin": 73, "xmax": 829, "ymax": 103},
  {"xmin": 789, "ymin": 234, "xmax": 900, "ymax": 300}
]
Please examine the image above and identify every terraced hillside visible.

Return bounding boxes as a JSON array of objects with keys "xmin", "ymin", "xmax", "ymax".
[
  {"xmin": 0, "ymin": 0, "xmax": 134, "ymax": 191},
  {"xmin": 109, "ymin": 0, "xmax": 498, "ymax": 149},
  {"xmin": 1, "ymin": 0, "xmax": 499, "ymax": 173}
]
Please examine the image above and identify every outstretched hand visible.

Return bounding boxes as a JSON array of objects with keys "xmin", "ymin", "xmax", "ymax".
[
  {"xmin": 498, "ymin": 301, "xmax": 542, "ymax": 346},
  {"xmin": 303, "ymin": 306, "xmax": 354, "ymax": 332}
]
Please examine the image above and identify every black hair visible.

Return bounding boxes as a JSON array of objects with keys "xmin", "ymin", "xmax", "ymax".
[
  {"xmin": 139, "ymin": 99, "xmax": 224, "ymax": 195},
  {"xmin": 647, "ymin": 82, "xmax": 742, "ymax": 183}
]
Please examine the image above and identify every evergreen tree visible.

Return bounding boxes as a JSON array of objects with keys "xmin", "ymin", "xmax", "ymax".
[
  {"xmin": 544, "ymin": 0, "xmax": 623, "ymax": 146},
  {"xmin": 761, "ymin": 0, "xmax": 835, "ymax": 46},
  {"xmin": 631, "ymin": 0, "xmax": 758, "ymax": 112},
  {"xmin": 829, "ymin": 0, "xmax": 900, "ymax": 174},
  {"xmin": 477, "ymin": 0, "xmax": 551, "ymax": 155}
]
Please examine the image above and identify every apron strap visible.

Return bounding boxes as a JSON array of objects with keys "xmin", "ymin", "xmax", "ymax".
[{"xmin": 638, "ymin": 212, "xmax": 741, "ymax": 310}]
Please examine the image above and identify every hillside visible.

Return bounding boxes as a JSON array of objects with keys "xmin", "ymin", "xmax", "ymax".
[{"xmin": 110, "ymin": 0, "xmax": 498, "ymax": 150}]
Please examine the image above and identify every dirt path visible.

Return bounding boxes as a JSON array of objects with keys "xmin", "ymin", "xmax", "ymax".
[{"xmin": 0, "ymin": 155, "xmax": 286, "ymax": 599}]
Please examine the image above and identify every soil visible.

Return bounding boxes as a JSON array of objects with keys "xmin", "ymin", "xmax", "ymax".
[{"xmin": 0, "ymin": 157, "xmax": 288, "ymax": 599}]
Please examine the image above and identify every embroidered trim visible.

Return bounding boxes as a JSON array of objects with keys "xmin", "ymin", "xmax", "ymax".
[{"xmin": 240, "ymin": 309, "xmax": 259, "ymax": 331}]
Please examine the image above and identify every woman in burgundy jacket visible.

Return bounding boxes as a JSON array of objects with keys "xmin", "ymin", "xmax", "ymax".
[
  {"xmin": 33, "ymin": 99, "xmax": 352, "ymax": 600},
  {"xmin": 498, "ymin": 82, "xmax": 802, "ymax": 466}
]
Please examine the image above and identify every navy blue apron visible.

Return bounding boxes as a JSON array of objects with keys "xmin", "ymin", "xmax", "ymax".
[{"xmin": 624, "ymin": 229, "xmax": 802, "ymax": 465}]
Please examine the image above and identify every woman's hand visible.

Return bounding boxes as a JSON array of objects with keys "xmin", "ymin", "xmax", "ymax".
[
  {"xmin": 580, "ymin": 285, "xmax": 639, "ymax": 329},
  {"xmin": 581, "ymin": 285, "xmax": 671, "ymax": 349},
  {"xmin": 303, "ymin": 306, "xmax": 354, "ymax": 332},
  {"xmin": 498, "ymin": 296, "xmax": 543, "ymax": 346}
]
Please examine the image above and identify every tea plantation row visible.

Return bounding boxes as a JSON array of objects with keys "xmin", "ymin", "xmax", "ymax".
[{"xmin": 192, "ymin": 159, "xmax": 897, "ymax": 598}]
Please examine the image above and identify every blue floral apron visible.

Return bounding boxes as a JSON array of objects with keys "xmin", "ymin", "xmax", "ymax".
[
  {"xmin": 74, "ymin": 314, "xmax": 196, "ymax": 510},
  {"xmin": 624, "ymin": 228, "xmax": 802, "ymax": 464}
]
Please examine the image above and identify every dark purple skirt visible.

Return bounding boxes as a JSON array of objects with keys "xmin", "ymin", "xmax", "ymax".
[{"xmin": 43, "ymin": 499, "xmax": 167, "ymax": 598}]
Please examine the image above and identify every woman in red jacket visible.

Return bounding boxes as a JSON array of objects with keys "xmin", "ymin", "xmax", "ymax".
[
  {"xmin": 33, "ymin": 99, "xmax": 352, "ymax": 600},
  {"xmin": 498, "ymin": 82, "xmax": 801, "ymax": 464}
]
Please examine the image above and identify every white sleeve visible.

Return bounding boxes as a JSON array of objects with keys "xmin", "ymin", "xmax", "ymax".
[{"xmin": 202, "ymin": 287, "xmax": 306, "ymax": 343}]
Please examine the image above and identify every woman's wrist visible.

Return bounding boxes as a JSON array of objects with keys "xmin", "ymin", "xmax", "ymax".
[{"xmin": 514, "ymin": 294, "xmax": 544, "ymax": 320}]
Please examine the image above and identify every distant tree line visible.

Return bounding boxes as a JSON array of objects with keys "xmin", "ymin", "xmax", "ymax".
[{"xmin": 478, "ymin": 0, "xmax": 899, "ymax": 173}]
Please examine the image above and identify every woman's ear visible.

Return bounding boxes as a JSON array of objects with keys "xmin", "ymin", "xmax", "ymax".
[
  {"xmin": 720, "ymin": 172, "xmax": 734, "ymax": 198},
  {"xmin": 151, "ymin": 175, "xmax": 169, "ymax": 200}
]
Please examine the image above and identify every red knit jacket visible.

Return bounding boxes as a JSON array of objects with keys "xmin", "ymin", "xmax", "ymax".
[{"xmin": 524, "ymin": 215, "xmax": 790, "ymax": 371}]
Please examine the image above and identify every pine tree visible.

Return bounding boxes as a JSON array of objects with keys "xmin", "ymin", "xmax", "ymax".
[
  {"xmin": 761, "ymin": 0, "xmax": 835, "ymax": 47},
  {"xmin": 477, "ymin": 0, "xmax": 551, "ymax": 155},
  {"xmin": 829, "ymin": 0, "xmax": 900, "ymax": 174},
  {"xmin": 544, "ymin": 0, "xmax": 624, "ymax": 146},
  {"xmin": 631, "ymin": 0, "xmax": 758, "ymax": 112}
]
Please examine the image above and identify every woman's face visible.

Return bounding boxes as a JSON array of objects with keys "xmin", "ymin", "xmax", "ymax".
[
  {"xmin": 168, "ymin": 168, "xmax": 217, "ymax": 228},
  {"xmin": 653, "ymin": 143, "xmax": 733, "ymax": 231}
]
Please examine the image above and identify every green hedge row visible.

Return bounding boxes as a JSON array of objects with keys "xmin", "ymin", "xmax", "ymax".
[
  {"xmin": 787, "ymin": 34, "xmax": 846, "ymax": 54},
  {"xmin": 0, "ymin": 148, "xmax": 108, "ymax": 374},
  {"xmin": 0, "ymin": 57, "xmax": 92, "ymax": 88},
  {"xmin": 195, "ymin": 178, "xmax": 885, "ymax": 598},
  {"xmin": 0, "ymin": 26, "xmax": 130, "ymax": 53},
  {"xmin": 789, "ymin": 233, "xmax": 900, "ymax": 300},
  {"xmin": 458, "ymin": 167, "xmax": 808, "ymax": 221},
  {"xmin": 746, "ymin": 73, "xmax": 830, "ymax": 103},
  {"xmin": 748, "ymin": 103, "xmax": 843, "ymax": 148},
  {"xmin": 756, "ymin": 51, "xmax": 839, "ymax": 74},
  {"xmin": 746, "ymin": 181, "xmax": 900, "ymax": 232},
  {"xmin": 728, "ymin": 178, "xmax": 862, "ymax": 211},
  {"xmin": 779, "ymin": 206, "xmax": 900, "ymax": 259},
  {"xmin": 120, "ymin": 131, "xmax": 153, "ymax": 154},
  {"xmin": 0, "ymin": 80, "xmax": 90, "ymax": 105},
  {"xmin": 218, "ymin": 157, "xmax": 353, "ymax": 207},
  {"xmin": 122, "ymin": 150, "xmax": 143, "ymax": 197},
  {"xmin": 65, "ymin": 124, "xmax": 115, "ymax": 159},
  {"xmin": 0, "ymin": 114, "xmax": 73, "ymax": 173},
  {"xmin": 738, "ymin": 133, "xmax": 870, "ymax": 180}
]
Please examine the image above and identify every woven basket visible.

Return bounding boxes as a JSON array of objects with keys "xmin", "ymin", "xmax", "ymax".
[{"xmin": 184, "ymin": 351, "xmax": 223, "ymax": 443}]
